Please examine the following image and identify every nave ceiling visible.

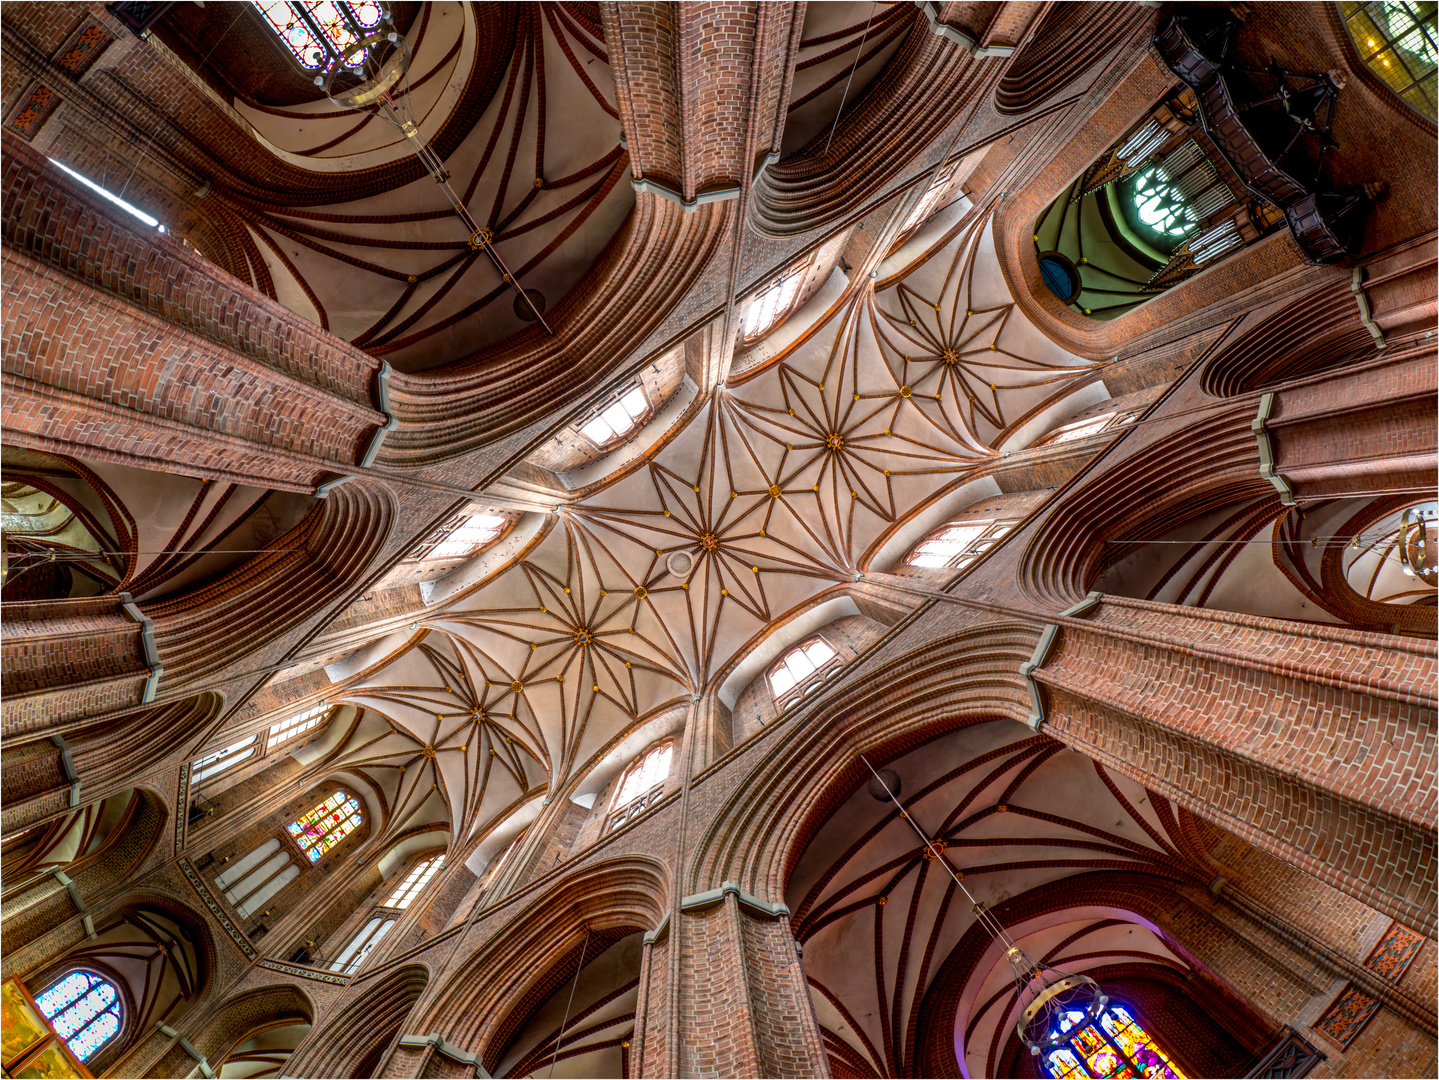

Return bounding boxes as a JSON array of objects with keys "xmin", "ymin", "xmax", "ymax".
[{"xmin": 321, "ymin": 207, "xmax": 1098, "ymax": 843}]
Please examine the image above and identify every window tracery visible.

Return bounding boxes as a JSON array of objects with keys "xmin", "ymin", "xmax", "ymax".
[
  {"xmin": 384, "ymin": 855, "xmax": 445, "ymax": 909},
  {"xmin": 896, "ymin": 165, "xmax": 958, "ymax": 239},
  {"xmin": 1341, "ymin": 1, "xmax": 1437, "ymax": 119},
  {"xmin": 411, "ymin": 509, "xmax": 510, "ymax": 561},
  {"xmin": 579, "ymin": 383, "xmax": 653, "ymax": 449},
  {"xmin": 607, "ymin": 740, "xmax": 674, "ymax": 832},
  {"xmin": 1037, "ymin": 412, "xmax": 1137, "ymax": 447},
  {"xmin": 251, "ymin": 1, "xmax": 385, "ymax": 71},
  {"xmin": 216, "ymin": 838, "xmax": 299, "ymax": 917},
  {"xmin": 1043, "ymin": 1001, "xmax": 1185, "ymax": 1079},
  {"xmin": 767, "ymin": 636, "xmax": 841, "ymax": 710},
  {"xmin": 192, "ymin": 734, "xmax": 259, "ymax": 784},
  {"xmin": 35, "ymin": 971, "xmax": 121, "ymax": 1063},
  {"xmin": 906, "ymin": 519, "xmax": 1016, "ymax": 569},
  {"xmin": 288, "ymin": 790, "xmax": 363, "ymax": 861},
  {"xmin": 329, "ymin": 916, "xmax": 395, "ymax": 975},
  {"xmin": 740, "ymin": 257, "xmax": 815, "ymax": 341},
  {"xmin": 269, "ymin": 702, "xmax": 332, "ymax": 748}
]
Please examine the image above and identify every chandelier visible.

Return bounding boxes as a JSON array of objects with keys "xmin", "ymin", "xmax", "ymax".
[
  {"xmin": 308, "ymin": 2, "xmax": 554, "ymax": 333},
  {"xmin": 860, "ymin": 756, "xmax": 1109, "ymax": 1061}
]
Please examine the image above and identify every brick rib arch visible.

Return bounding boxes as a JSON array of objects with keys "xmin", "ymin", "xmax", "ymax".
[
  {"xmin": 378, "ymin": 196, "xmax": 731, "ymax": 465},
  {"xmin": 284, "ymin": 966, "xmax": 427, "ymax": 1080},
  {"xmin": 398, "ymin": 855, "xmax": 668, "ymax": 1067},
  {"xmin": 749, "ymin": 25, "xmax": 988, "ymax": 238},
  {"xmin": 994, "ymin": 2, "xmax": 1154, "ymax": 115}
]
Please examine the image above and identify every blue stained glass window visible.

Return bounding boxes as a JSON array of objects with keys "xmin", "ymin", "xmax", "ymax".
[
  {"xmin": 36, "ymin": 971, "xmax": 122, "ymax": 1062},
  {"xmin": 1043, "ymin": 1002, "xmax": 1184, "ymax": 1079},
  {"xmin": 251, "ymin": 1, "xmax": 386, "ymax": 70}
]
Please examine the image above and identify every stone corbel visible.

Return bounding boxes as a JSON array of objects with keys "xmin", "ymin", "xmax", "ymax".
[
  {"xmin": 118, "ymin": 592, "xmax": 163, "ymax": 702},
  {"xmin": 50, "ymin": 733, "xmax": 82, "ymax": 807},
  {"xmin": 631, "ymin": 177, "xmax": 742, "ymax": 211},
  {"xmin": 1251, "ymin": 392, "xmax": 1297, "ymax": 506},
  {"xmin": 1021, "ymin": 593, "xmax": 1102, "ymax": 731},
  {"xmin": 396, "ymin": 1033, "xmax": 491, "ymax": 1078},
  {"xmin": 1350, "ymin": 266, "xmax": 1387, "ymax": 349},
  {"xmin": 912, "ymin": 1, "xmax": 1019, "ymax": 57},
  {"xmin": 155, "ymin": 1023, "xmax": 215, "ymax": 1079},
  {"xmin": 359, "ymin": 360, "xmax": 397, "ymax": 468},
  {"xmin": 680, "ymin": 880, "xmax": 789, "ymax": 918}
]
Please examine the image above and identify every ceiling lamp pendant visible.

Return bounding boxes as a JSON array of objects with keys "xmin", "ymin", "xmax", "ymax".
[
  {"xmin": 313, "ymin": 3, "xmax": 554, "ymax": 334},
  {"xmin": 859, "ymin": 755, "xmax": 1107, "ymax": 1061}
]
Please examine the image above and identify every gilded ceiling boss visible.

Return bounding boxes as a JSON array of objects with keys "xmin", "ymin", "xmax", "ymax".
[{"xmin": 0, "ymin": 2, "xmax": 1434, "ymax": 1078}]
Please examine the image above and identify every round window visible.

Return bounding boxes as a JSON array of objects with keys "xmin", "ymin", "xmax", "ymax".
[{"xmin": 1038, "ymin": 252, "xmax": 1081, "ymax": 303}]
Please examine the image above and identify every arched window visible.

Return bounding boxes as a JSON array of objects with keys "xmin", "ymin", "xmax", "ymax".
[
  {"xmin": 328, "ymin": 916, "xmax": 395, "ymax": 975},
  {"xmin": 579, "ymin": 383, "xmax": 652, "ymax": 448},
  {"xmin": 251, "ymin": 1, "xmax": 385, "ymax": 71},
  {"xmin": 412, "ymin": 508, "xmax": 510, "ymax": 561},
  {"xmin": 896, "ymin": 165, "xmax": 958, "ymax": 239},
  {"xmin": 1043, "ymin": 1001, "xmax": 1185, "ymax": 1079},
  {"xmin": 741, "ymin": 257, "xmax": 815, "ymax": 341},
  {"xmin": 905, "ymin": 519, "xmax": 1015, "ymax": 570},
  {"xmin": 385, "ymin": 855, "xmax": 445, "ymax": 909},
  {"xmin": 607, "ymin": 741, "xmax": 674, "ymax": 832},
  {"xmin": 1341, "ymin": 1, "xmax": 1437, "ymax": 119},
  {"xmin": 269, "ymin": 701, "xmax": 331, "ymax": 748},
  {"xmin": 288, "ymin": 790, "xmax": 363, "ymax": 861},
  {"xmin": 192, "ymin": 734, "xmax": 258, "ymax": 784},
  {"xmin": 216, "ymin": 838, "xmax": 300, "ymax": 917},
  {"xmin": 35, "ymin": 971, "xmax": 122, "ymax": 1063},
  {"xmin": 767, "ymin": 636, "xmax": 841, "ymax": 709}
]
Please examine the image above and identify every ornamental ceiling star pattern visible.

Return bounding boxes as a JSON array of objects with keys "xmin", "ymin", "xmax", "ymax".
[{"xmin": 330, "ymin": 211, "xmax": 1095, "ymax": 837}]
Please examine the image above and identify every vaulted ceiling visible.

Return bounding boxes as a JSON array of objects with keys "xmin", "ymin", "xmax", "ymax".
[{"xmin": 323, "ymin": 208, "xmax": 1097, "ymax": 841}]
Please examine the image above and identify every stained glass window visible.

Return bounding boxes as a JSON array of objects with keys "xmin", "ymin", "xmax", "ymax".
[
  {"xmin": 36, "ymin": 971, "xmax": 122, "ymax": 1063},
  {"xmin": 251, "ymin": 1, "xmax": 385, "ymax": 71},
  {"xmin": 1043, "ymin": 1003, "xmax": 1185, "ymax": 1080},
  {"xmin": 287, "ymin": 791, "xmax": 362, "ymax": 861},
  {"xmin": 1342, "ymin": 2, "xmax": 1438, "ymax": 119}
]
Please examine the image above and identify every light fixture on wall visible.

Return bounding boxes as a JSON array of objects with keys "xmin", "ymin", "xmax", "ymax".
[
  {"xmin": 311, "ymin": 3, "xmax": 554, "ymax": 334},
  {"xmin": 861, "ymin": 756, "xmax": 1108, "ymax": 1059}
]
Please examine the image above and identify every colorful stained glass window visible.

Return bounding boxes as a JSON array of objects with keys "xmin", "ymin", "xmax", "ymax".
[
  {"xmin": 36, "ymin": 971, "xmax": 122, "ymax": 1062},
  {"xmin": 251, "ymin": 1, "xmax": 385, "ymax": 70},
  {"xmin": 1043, "ymin": 1003, "xmax": 1185, "ymax": 1080},
  {"xmin": 286, "ymin": 791, "xmax": 362, "ymax": 861}
]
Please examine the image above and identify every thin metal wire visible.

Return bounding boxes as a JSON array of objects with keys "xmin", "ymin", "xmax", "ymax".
[
  {"xmin": 822, "ymin": 4, "xmax": 878, "ymax": 158},
  {"xmin": 548, "ymin": 926, "xmax": 591, "ymax": 1079},
  {"xmin": 857, "ymin": 754, "xmax": 1018, "ymax": 950}
]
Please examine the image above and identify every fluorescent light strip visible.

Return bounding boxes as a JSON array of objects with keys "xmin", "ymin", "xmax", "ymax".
[{"xmin": 48, "ymin": 159, "xmax": 165, "ymax": 231}]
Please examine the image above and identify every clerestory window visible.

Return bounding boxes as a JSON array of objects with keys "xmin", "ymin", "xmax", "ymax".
[
  {"xmin": 384, "ymin": 855, "xmax": 445, "ymax": 909},
  {"xmin": 192, "ymin": 735, "xmax": 259, "ymax": 784},
  {"xmin": 251, "ymin": 1, "xmax": 385, "ymax": 71},
  {"xmin": 579, "ymin": 383, "xmax": 652, "ymax": 449},
  {"xmin": 741, "ymin": 258, "xmax": 814, "ymax": 341},
  {"xmin": 411, "ymin": 508, "xmax": 510, "ymax": 561},
  {"xmin": 270, "ymin": 702, "xmax": 332, "ymax": 749},
  {"xmin": 768, "ymin": 636, "xmax": 842, "ymax": 710},
  {"xmin": 897, "ymin": 166, "xmax": 958, "ymax": 237},
  {"xmin": 35, "ymin": 971, "xmax": 122, "ymax": 1063},
  {"xmin": 328, "ymin": 916, "xmax": 395, "ymax": 975},
  {"xmin": 906, "ymin": 519, "xmax": 1017, "ymax": 570},
  {"xmin": 607, "ymin": 740, "xmax": 674, "ymax": 833}
]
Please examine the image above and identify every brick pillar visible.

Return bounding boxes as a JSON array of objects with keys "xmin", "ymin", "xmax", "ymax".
[
  {"xmin": 637, "ymin": 885, "xmax": 830, "ymax": 1078},
  {"xmin": 0, "ymin": 595, "xmax": 151, "ymax": 736},
  {"xmin": 2, "ymin": 135, "xmax": 386, "ymax": 492},
  {"xmin": 1267, "ymin": 347, "xmax": 1437, "ymax": 502},
  {"xmin": 1031, "ymin": 596, "xmax": 1437, "ymax": 936}
]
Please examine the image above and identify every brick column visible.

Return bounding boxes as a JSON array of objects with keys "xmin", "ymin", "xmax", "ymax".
[
  {"xmin": 1268, "ymin": 347, "xmax": 1437, "ymax": 501},
  {"xmin": 1031, "ymin": 596, "xmax": 1437, "ymax": 936},
  {"xmin": 637, "ymin": 883, "xmax": 830, "ymax": 1078}
]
